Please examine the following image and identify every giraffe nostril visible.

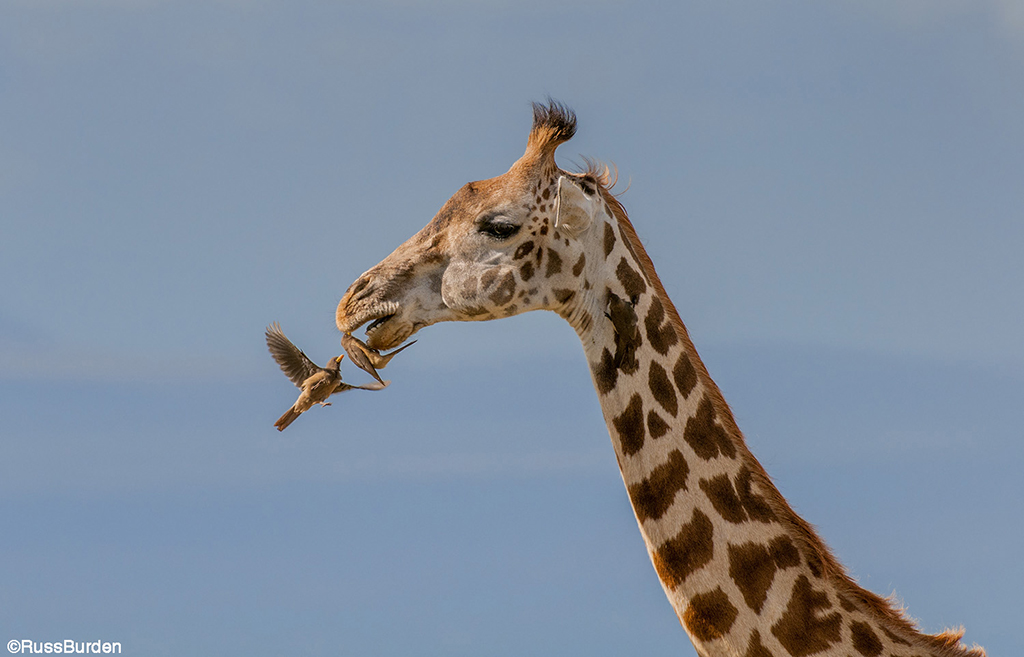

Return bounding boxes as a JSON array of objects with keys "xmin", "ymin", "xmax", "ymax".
[{"xmin": 349, "ymin": 276, "xmax": 373, "ymax": 302}]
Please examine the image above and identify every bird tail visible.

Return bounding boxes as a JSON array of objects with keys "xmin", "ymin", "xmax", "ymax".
[{"xmin": 275, "ymin": 407, "xmax": 300, "ymax": 431}]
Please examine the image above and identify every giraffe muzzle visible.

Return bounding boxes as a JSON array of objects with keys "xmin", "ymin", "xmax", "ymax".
[{"xmin": 336, "ymin": 299, "xmax": 401, "ymax": 341}]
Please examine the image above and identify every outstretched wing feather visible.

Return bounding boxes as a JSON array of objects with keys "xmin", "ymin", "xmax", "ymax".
[{"xmin": 265, "ymin": 322, "xmax": 321, "ymax": 387}]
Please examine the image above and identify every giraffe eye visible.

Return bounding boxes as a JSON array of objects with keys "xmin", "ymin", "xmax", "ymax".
[{"xmin": 477, "ymin": 215, "xmax": 520, "ymax": 240}]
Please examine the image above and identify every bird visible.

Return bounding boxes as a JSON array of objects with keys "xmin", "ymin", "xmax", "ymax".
[
  {"xmin": 340, "ymin": 332, "xmax": 416, "ymax": 385},
  {"xmin": 266, "ymin": 322, "xmax": 389, "ymax": 431},
  {"xmin": 605, "ymin": 292, "xmax": 640, "ymax": 369}
]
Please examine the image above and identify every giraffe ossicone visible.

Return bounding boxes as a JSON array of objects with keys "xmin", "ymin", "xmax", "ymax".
[{"xmin": 335, "ymin": 101, "xmax": 985, "ymax": 657}]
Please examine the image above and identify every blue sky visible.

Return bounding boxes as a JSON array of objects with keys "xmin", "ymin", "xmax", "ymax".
[{"xmin": 1, "ymin": 2, "xmax": 1021, "ymax": 655}]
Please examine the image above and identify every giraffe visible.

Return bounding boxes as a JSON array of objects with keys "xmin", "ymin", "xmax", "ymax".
[{"xmin": 335, "ymin": 102, "xmax": 985, "ymax": 657}]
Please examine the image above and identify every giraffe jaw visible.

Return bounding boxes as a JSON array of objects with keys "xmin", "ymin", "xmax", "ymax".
[
  {"xmin": 364, "ymin": 313, "xmax": 404, "ymax": 349},
  {"xmin": 338, "ymin": 301, "xmax": 419, "ymax": 351},
  {"xmin": 368, "ymin": 318, "xmax": 420, "ymax": 351},
  {"xmin": 365, "ymin": 314, "xmax": 394, "ymax": 335}
]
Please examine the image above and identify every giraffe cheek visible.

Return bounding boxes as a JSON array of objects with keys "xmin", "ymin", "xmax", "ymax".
[
  {"xmin": 440, "ymin": 261, "xmax": 478, "ymax": 312},
  {"xmin": 441, "ymin": 260, "xmax": 515, "ymax": 317}
]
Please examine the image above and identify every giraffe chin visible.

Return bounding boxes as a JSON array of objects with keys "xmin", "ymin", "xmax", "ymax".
[{"xmin": 364, "ymin": 316, "xmax": 415, "ymax": 352}]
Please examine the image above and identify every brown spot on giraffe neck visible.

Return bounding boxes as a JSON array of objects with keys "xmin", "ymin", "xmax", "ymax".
[
  {"xmin": 593, "ymin": 348, "xmax": 618, "ymax": 395},
  {"xmin": 645, "ymin": 296, "xmax": 679, "ymax": 355},
  {"xmin": 701, "ymin": 467, "xmax": 779, "ymax": 525},
  {"xmin": 520, "ymin": 260, "xmax": 535, "ymax": 282},
  {"xmin": 612, "ymin": 393, "xmax": 646, "ymax": 456},
  {"xmin": 652, "ymin": 508, "xmax": 714, "ymax": 588},
  {"xmin": 729, "ymin": 543, "xmax": 776, "ymax": 613},
  {"xmin": 770, "ymin": 575, "xmax": 842, "ymax": 657},
  {"xmin": 545, "ymin": 248, "xmax": 563, "ymax": 277},
  {"xmin": 700, "ymin": 474, "xmax": 748, "ymax": 524},
  {"xmin": 674, "ymin": 352, "xmax": 698, "ymax": 399},
  {"xmin": 728, "ymin": 536, "xmax": 800, "ymax": 613},
  {"xmin": 647, "ymin": 410, "xmax": 671, "ymax": 439},
  {"xmin": 648, "ymin": 360, "xmax": 678, "ymax": 416},
  {"xmin": 553, "ymin": 288, "xmax": 575, "ymax": 305},
  {"xmin": 616, "ymin": 257, "xmax": 647, "ymax": 297},
  {"xmin": 684, "ymin": 587, "xmax": 739, "ymax": 642},
  {"xmin": 628, "ymin": 449, "xmax": 689, "ymax": 522},
  {"xmin": 850, "ymin": 621, "xmax": 883, "ymax": 657},
  {"xmin": 603, "ymin": 222, "xmax": 616, "ymax": 258},
  {"xmin": 880, "ymin": 626, "xmax": 911, "ymax": 646},
  {"xmin": 683, "ymin": 396, "xmax": 737, "ymax": 460},
  {"xmin": 745, "ymin": 630, "xmax": 774, "ymax": 657},
  {"xmin": 805, "ymin": 554, "xmax": 823, "ymax": 579},
  {"xmin": 736, "ymin": 466, "xmax": 778, "ymax": 523},
  {"xmin": 768, "ymin": 534, "xmax": 800, "ymax": 568},
  {"xmin": 572, "ymin": 253, "xmax": 586, "ymax": 277}
]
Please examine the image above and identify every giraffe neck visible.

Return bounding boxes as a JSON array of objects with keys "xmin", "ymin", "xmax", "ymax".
[{"xmin": 558, "ymin": 209, "xmax": 980, "ymax": 657}]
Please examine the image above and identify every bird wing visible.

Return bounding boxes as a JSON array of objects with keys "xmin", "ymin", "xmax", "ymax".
[{"xmin": 266, "ymin": 322, "xmax": 321, "ymax": 388}]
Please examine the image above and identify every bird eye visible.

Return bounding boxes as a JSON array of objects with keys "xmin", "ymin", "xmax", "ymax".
[{"xmin": 478, "ymin": 215, "xmax": 521, "ymax": 240}]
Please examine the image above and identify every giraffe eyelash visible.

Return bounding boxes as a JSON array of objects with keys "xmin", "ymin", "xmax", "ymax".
[{"xmin": 477, "ymin": 215, "xmax": 521, "ymax": 240}]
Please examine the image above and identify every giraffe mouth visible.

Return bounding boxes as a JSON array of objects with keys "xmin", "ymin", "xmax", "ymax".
[
  {"xmin": 338, "ymin": 300, "xmax": 399, "ymax": 335},
  {"xmin": 341, "ymin": 301, "xmax": 415, "ymax": 351},
  {"xmin": 365, "ymin": 314, "xmax": 395, "ymax": 337},
  {"xmin": 365, "ymin": 313, "xmax": 417, "ymax": 351}
]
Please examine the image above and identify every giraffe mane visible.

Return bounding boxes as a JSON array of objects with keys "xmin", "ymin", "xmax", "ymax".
[{"xmin": 577, "ymin": 165, "xmax": 985, "ymax": 657}]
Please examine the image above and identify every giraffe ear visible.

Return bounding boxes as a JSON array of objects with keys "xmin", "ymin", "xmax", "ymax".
[{"xmin": 554, "ymin": 175, "xmax": 600, "ymax": 239}]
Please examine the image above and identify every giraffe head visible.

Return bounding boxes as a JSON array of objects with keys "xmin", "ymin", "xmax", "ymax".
[{"xmin": 337, "ymin": 102, "xmax": 612, "ymax": 350}]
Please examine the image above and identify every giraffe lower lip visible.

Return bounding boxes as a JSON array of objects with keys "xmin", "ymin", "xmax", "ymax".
[{"xmin": 366, "ymin": 314, "xmax": 395, "ymax": 335}]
